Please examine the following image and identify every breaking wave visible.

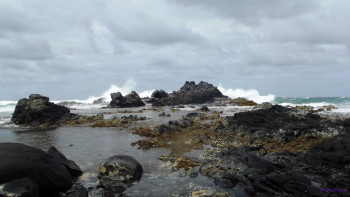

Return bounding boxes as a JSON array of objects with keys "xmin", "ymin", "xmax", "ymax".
[{"xmin": 218, "ymin": 87, "xmax": 275, "ymax": 104}]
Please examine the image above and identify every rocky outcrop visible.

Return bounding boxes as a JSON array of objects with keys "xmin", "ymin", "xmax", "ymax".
[
  {"xmin": 151, "ymin": 90, "xmax": 168, "ymax": 99},
  {"xmin": 11, "ymin": 94, "xmax": 74, "ymax": 127},
  {"xmin": 151, "ymin": 81, "xmax": 225, "ymax": 106},
  {"xmin": 199, "ymin": 105, "xmax": 350, "ymax": 196},
  {"xmin": 98, "ymin": 155, "xmax": 143, "ymax": 194},
  {"xmin": 253, "ymin": 102, "xmax": 272, "ymax": 109},
  {"xmin": 230, "ymin": 97, "xmax": 257, "ymax": 106},
  {"xmin": 226, "ymin": 105, "xmax": 322, "ymax": 135},
  {"xmin": 108, "ymin": 91, "xmax": 145, "ymax": 108},
  {"xmin": 0, "ymin": 143, "xmax": 82, "ymax": 196}
]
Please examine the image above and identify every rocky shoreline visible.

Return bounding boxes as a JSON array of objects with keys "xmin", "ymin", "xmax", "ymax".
[{"xmin": 2, "ymin": 81, "xmax": 350, "ymax": 196}]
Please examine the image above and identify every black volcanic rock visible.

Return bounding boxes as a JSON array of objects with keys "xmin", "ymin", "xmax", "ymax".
[
  {"xmin": 0, "ymin": 143, "xmax": 81, "ymax": 196},
  {"xmin": 226, "ymin": 105, "xmax": 322, "ymax": 135},
  {"xmin": 151, "ymin": 81, "xmax": 225, "ymax": 106},
  {"xmin": 108, "ymin": 91, "xmax": 145, "ymax": 108},
  {"xmin": 48, "ymin": 146, "xmax": 82, "ymax": 177},
  {"xmin": 151, "ymin": 90, "xmax": 168, "ymax": 99},
  {"xmin": 0, "ymin": 178, "xmax": 38, "ymax": 197},
  {"xmin": 98, "ymin": 155, "xmax": 143, "ymax": 194},
  {"xmin": 11, "ymin": 94, "xmax": 73, "ymax": 127}
]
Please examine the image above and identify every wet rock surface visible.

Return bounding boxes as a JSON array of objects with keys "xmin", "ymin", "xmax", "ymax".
[
  {"xmin": 0, "ymin": 178, "xmax": 38, "ymax": 197},
  {"xmin": 130, "ymin": 104, "xmax": 350, "ymax": 196},
  {"xmin": 0, "ymin": 143, "xmax": 82, "ymax": 197},
  {"xmin": 97, "ymin": 155, "xmax": 143, "ymax": 194},
  {"xmin": 229, "ymin": 97, "xmax": 257, "ymax": 106},
  {"xmin": 199, "ymin": 106, "xmax": 350, "ymax": 196},
  {"xmin": 11, "ymin": 94, "xmax": 74, "ymax": 127},
  {"xmin": 109, "ymin": 91, "xmax": 145, "ymax": 108},
  {"xmin": 151, "ymin": 81, "xmax": 225, "ymax": 106}
]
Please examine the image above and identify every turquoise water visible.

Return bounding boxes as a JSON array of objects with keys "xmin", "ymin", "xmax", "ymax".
[{"xmin": 275, "ymin": 97, "xmax": 350, "ymax": 105}]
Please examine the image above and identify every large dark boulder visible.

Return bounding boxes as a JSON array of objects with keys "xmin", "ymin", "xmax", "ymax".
[
  {"xmin": 47, "ymin": 146, "xmax": 82, "ymax": 177},
  {"xmin": 147, "ymin": 90, "xmax": 169, "ymax": 104},
  {"xmin": 108, "ymin": 91, "xmax": 145, "ymax": 108},
  {"xmin": 97, "ymin": 155, "xmax": 143, "ymax": 194},
  {"xmin": 151, "ymin": 81, "xmax": 225, "ymax": 106},
  {"xmin": 0, "ymin": 143, "xmax": 82, "ymax": 196},
  {"xmin": 0, "ymin": 178, "xmax": 38, "ymax": 197},
  {"xmin": 151, "ymin": 90, "xmax": 168, "ymax": 99},
  {"xmin": 11, "ymin": 94, "xmax": 72, "ymax": 127}
]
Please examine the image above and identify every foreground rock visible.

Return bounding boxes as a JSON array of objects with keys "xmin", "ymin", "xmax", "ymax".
[
  {"xmin": 98, "ymin": 155, "xmax": 143, "ymax": 194},
  {"xmin": 151, "ymin": 81, "xmax": 225, "ymax": 106},
  {"xmin": 108, "ymin": 91, "xmax": 145, "ymax": 108},
  {"xmin": 0, "ymin": 178, "xmax": 38, "ymax": 197},
  {"xmin": 0, "ymin": 143, "xmax": 82, "ymax": 196},
  {"xmin": 11, "ymin": 94, "xmax": 76, "ymax": 127},
  {"xmin": 200, "ymin": 105, "xmax": 350, "ymax": 196}
]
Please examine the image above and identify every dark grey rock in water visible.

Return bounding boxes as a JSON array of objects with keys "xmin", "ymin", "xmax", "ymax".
[
  {"xmin": 108, "ymin": 91, "xmax": 145, "ymax": 108},
  {"xmin": 0, "ymin": 178, "xmax": 38, "ymax": 197},
  {"xmin": 0, "ymin": 143, "xmax": 82, "ymax": 196},
  {"xmin": 98, "ymin": 155, "xmax": 143, "ymax": 194},
  {"xmin": 151, "ymin": 81, "xmax": 225, "ymax": 106},
  {"xmin": 11, "ymin": 94, "xmax": 72, "ymax": 127}
]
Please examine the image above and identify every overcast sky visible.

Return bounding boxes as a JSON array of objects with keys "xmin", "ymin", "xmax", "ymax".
[{"xmin": 1, "ymin": 0, "xmax": 349, "ymax": 100}]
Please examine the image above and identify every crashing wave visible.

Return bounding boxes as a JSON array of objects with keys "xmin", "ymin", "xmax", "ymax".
[{"xmin": 218, "ymin": 87, "xmax": 275, "ymax": 104}]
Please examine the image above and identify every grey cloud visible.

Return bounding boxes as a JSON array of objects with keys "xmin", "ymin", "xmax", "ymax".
[
  {"xmin": 0, "ymin": 37, "xmax": 52, "ymax": 60},
  {"xmin": 172, "ymin": 0, "xmax": 317, "ymax": 25},
  {"xmin": 0, "ymin": 0, "xmax": 349, "ymax": 100},
  {"xmin": 0, "ymin": 8, "xmax": 35, "ymax": 36},
  {"xmin": 105, "ymin": 19, "xmax": 204, "ymax": 45}
]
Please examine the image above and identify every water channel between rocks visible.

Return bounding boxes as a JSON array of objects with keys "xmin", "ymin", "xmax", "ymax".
[{"xmin": 0, "ymin": 106, "xmax": 248, "ymax": 196}]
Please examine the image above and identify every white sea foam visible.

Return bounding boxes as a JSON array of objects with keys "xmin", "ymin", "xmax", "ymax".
[
  {"xmin": 57, "ymin": 79, "xmax": 154, "ymax": 107},
  {"xmin": 331, "ymin": 104, "xmax": 350, "ymax": 113},
  {"xmin": 218, "ymin": 87, "xmax": 275, "ymax": 104},
  {"xmin": 279, "ymin": 102, "xmax": 333, "ymax": 108},
  {"xmin": 0, "ymin": 117, "xmax": 11, "ymax": 125},
  {"xmin": 0, "ymin": 105, "xmax": 16, "ymax": 113},
  {"xmin": 0, "ymin": 101, "xmax": 17, "ymax": 105}
]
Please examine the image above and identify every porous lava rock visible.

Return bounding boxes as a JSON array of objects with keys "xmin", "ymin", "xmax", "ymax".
[
  {"xmin": 98, "ymin": 155, "xmax": 143, "ymax": 194},
  {"xmin": 108, "ymin": 91, "xmax": 145, "ymax": 108},
  {"xmin": 11, "ymin": 94, "xmax": 73, "ymax": 127},
  {"xmin": 151, "ymin": 81, "xmax": 225, "ymax": 106}
]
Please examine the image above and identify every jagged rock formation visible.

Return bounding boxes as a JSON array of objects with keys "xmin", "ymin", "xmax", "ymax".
[
  {"xmin": 11, "ymin": 94, "xmax": 74, "ymax": 127},
  {"xmin": 151, "ymin": 81, "xmax": 225, "ymax": 106},
  {"xmin": 108, "ymin": 91, "xmax": 145, "ymax": 108}
]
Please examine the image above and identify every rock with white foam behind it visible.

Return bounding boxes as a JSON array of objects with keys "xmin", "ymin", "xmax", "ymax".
[
  {"xmin": 108, "ymin": 91, "xmax": 145, "ymax": 108},
  {"xmin": 11, "ymin": 94, "xmax": 73, "ymax": 127}
]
